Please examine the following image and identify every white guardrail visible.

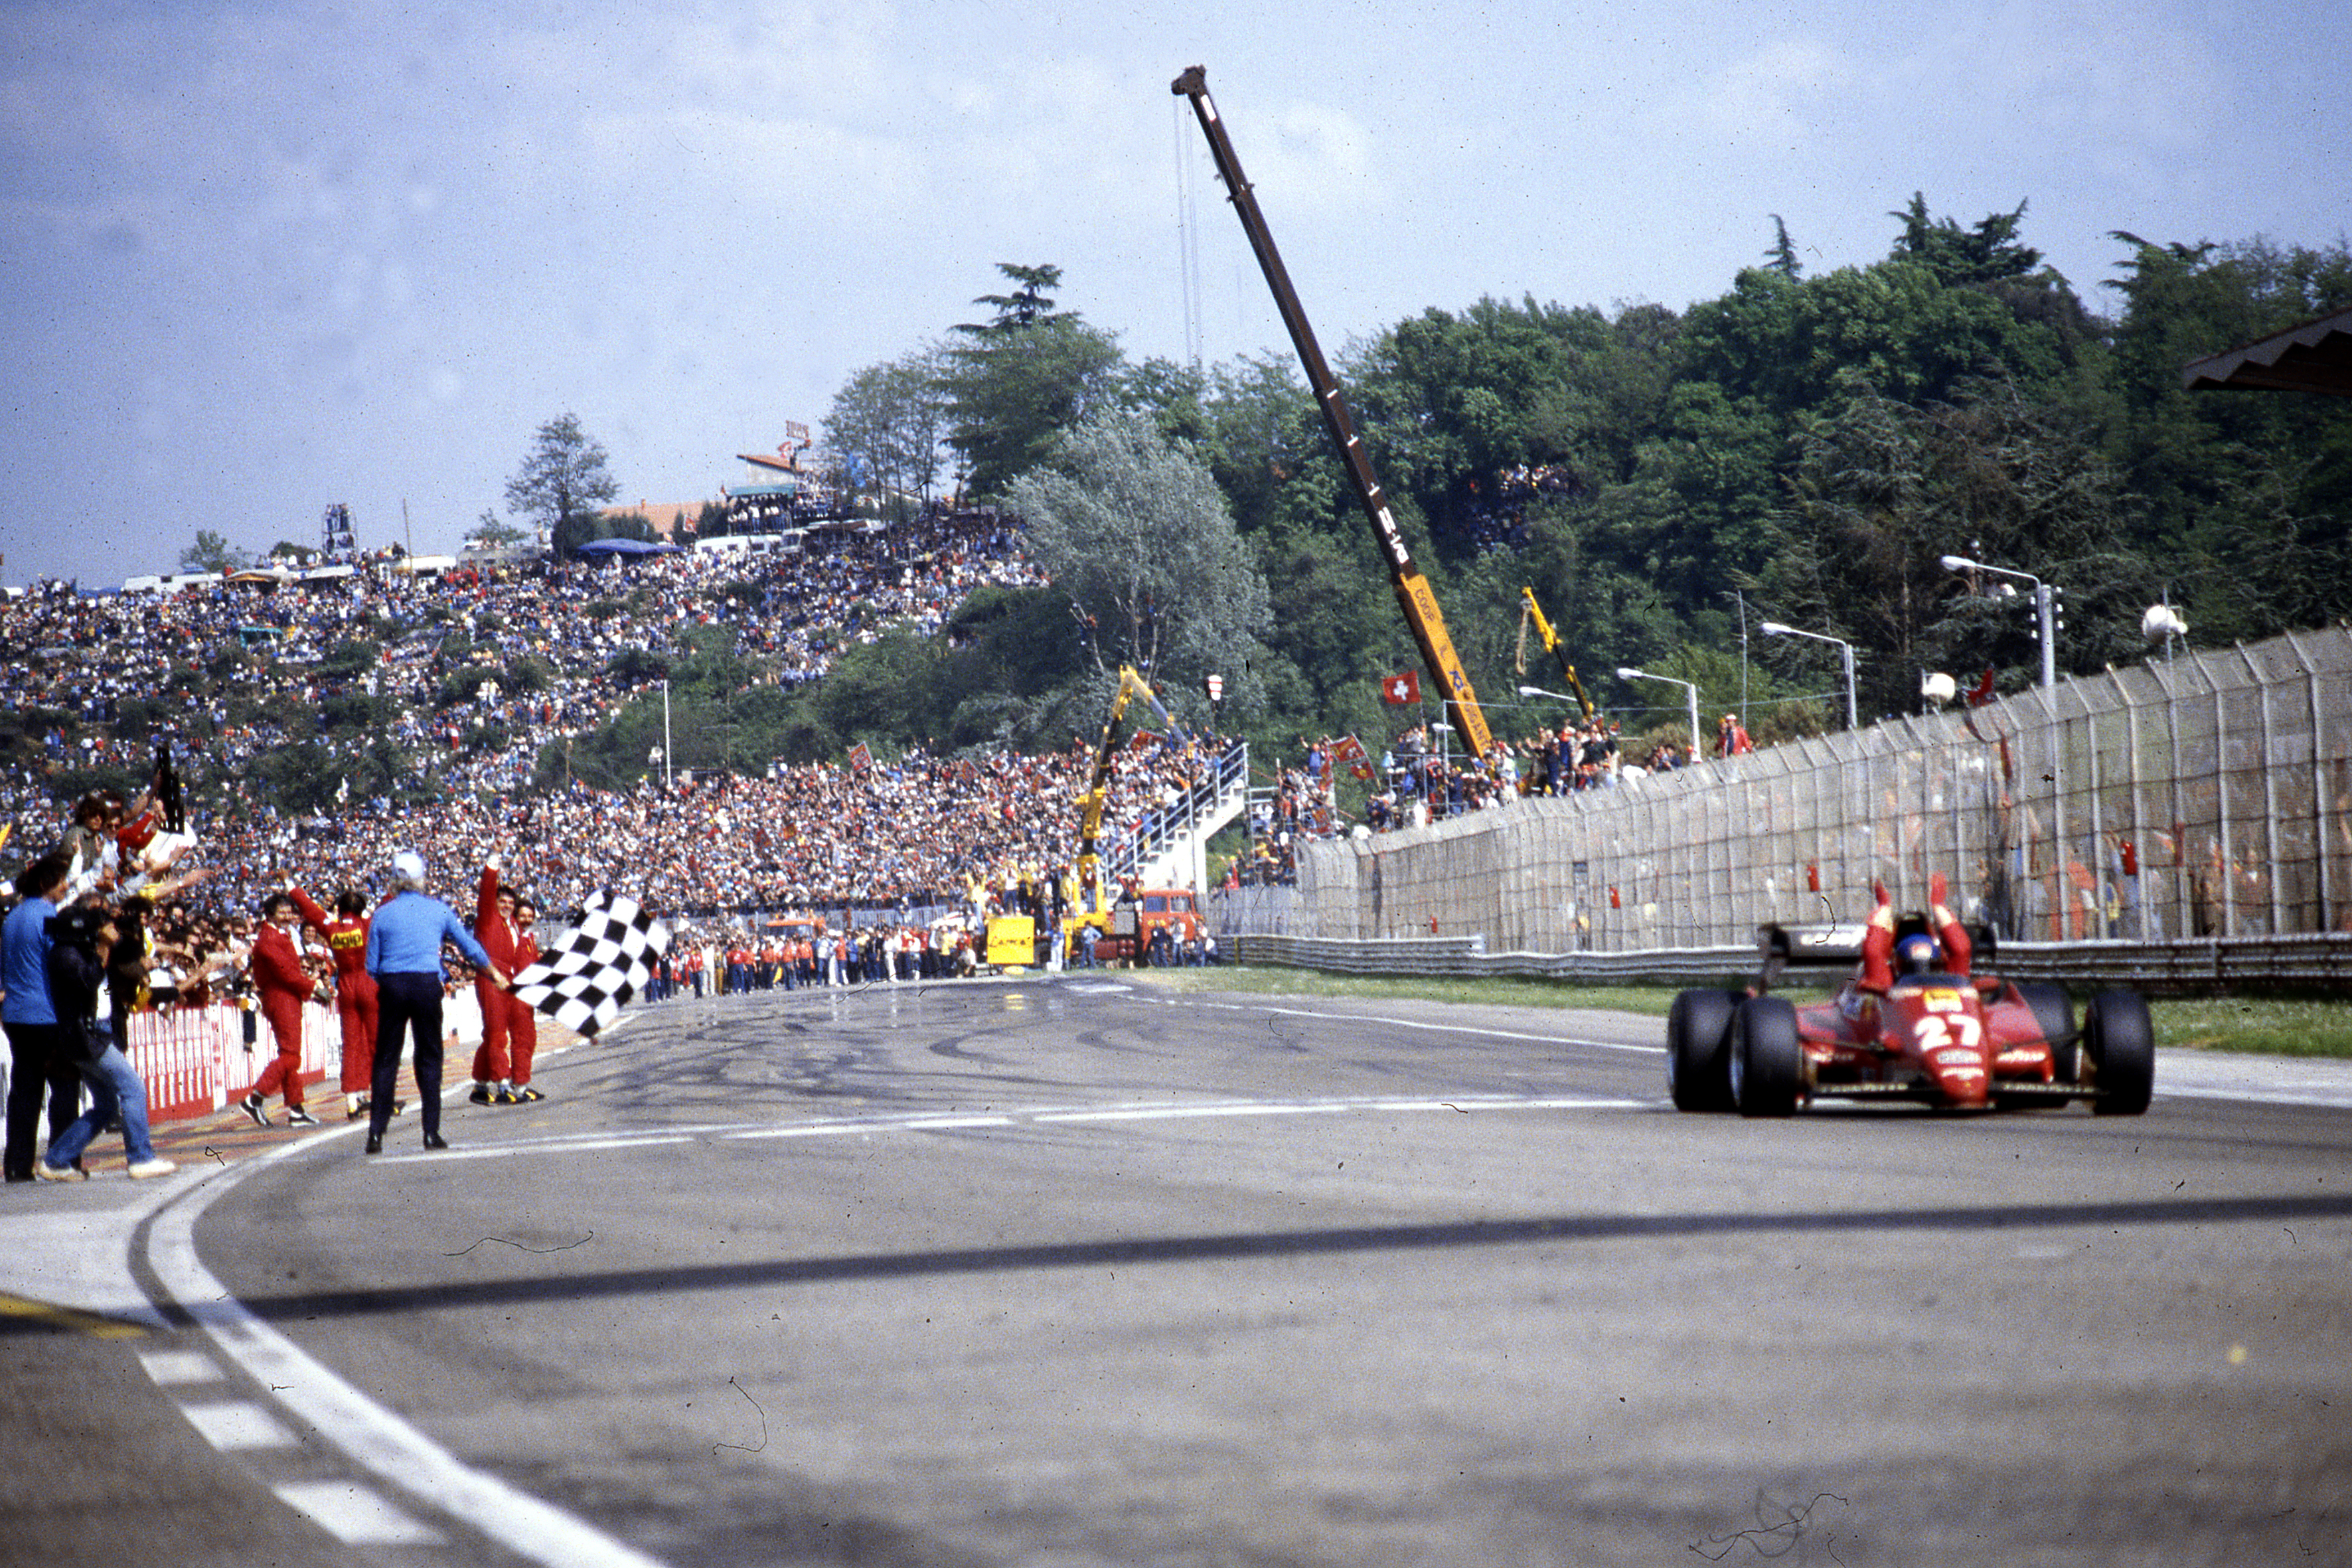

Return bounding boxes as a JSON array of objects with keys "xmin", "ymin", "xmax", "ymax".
[{"xmin": 1221, "ymin": 931, "xmax": 2352, "ymax": 994}]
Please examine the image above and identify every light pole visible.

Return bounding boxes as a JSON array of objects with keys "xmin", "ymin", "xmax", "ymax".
[
  {"xmin": 1614, "ymin": 668, "xmax": 1701, "ymax": 762},
  {"xmin": 1942, "ymin": 554, "xmax": 2057, "ymax": 690},
  {"xmin": 661, "ymin": 678, "xmax": 674, "ymax": 791},
  {"xmin": 1516, "ymin": 683, "xmax": 1579, "ymax": 714},
  {"xmin": 1759, "ymin": 621, "xmax": 1858, "ymax": 730}
]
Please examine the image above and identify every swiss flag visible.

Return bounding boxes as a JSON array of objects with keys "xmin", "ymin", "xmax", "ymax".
[{"xmin": 1381, "ymin": 669, "xmax": 1421, "ymax": 705}]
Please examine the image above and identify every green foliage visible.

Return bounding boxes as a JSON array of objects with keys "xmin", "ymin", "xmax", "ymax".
[
  {"xmin": 938, "ymin": 264, "xmax": 1127, "ymax": 499},
  {"xmin": 605, "ymin": 647, "xmax": 671, "ymax": 686},
  {"xmin": 1008, "ymin": 409, "xmax": 1273, "ymax": 724},
  {"xmin": 179, "ymin": 529, "xmax": 252, "ymax": 575},
  {"xmin": 828, "ymin": 347, "xmax": 949, "ymax": 512},
  {"xmin": 248, "ymin": 741, "xmax": 348, "ymax": 814},
  {"xmin": 506, "ymin": 412, "xmax": 621, "ymax": 556},
  {"xmin": 532, "ymin": 200, "xmax": 2352, "ymax": 797},
  {"xmin": 469, "ymin": 509, "xmax": 530, "ymax": 548},
  {"xmin": 318, "ymin": 639, "xmax": 380, "ymax": 683}
]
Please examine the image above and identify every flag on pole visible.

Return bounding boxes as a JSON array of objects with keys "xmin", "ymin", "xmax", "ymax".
[
  {"xmin": 512, "ymin": 890, "xmax": 671, "ymax": 1039},
  {"xmin": 1381, "ymin": 669, "xmax": 1421, "ymax": 705},
  {"xmin": 848, "ymin": 742, "xmax": 874, "ymax": 775}
]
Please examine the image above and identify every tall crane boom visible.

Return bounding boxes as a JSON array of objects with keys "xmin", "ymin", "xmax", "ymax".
[{"xmin": 1171, "ymin": 64, "xmax": 1493, "ymax": 765}]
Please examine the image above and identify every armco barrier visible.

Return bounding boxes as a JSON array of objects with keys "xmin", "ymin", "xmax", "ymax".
[{"xmin": 1223, "ymin": 931, "xmax": 2352, "ymax": 995}]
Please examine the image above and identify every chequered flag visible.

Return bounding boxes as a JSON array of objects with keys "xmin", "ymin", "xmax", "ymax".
[{"xmin": 512, "ymin": 890, "xmax": 670, "ymax": 1039}]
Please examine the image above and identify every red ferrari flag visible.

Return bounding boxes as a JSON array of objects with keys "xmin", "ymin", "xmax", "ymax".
[{"xmin": 1381, "ymin": 669, "xmax": 1421, "ymax": 706}]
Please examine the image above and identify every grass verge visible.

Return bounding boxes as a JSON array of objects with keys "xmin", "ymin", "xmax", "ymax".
[{"xmin": 1126, "ymin": 967, "xmax": 2352, "ymax": 1059}]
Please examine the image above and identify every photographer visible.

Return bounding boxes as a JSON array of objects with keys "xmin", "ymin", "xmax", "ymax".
[{"xmin": 33, "ymin": 900, "xmax": 175, "ymax": 1181}]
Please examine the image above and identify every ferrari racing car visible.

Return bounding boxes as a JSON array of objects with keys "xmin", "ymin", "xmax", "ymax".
[{"xmin": 1667, "ymin": 881, "xmax": 2154, "ymax": 1118}]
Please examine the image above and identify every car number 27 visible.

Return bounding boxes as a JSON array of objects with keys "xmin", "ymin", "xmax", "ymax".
[{"xmin": 1913, "ymin": 990, "xmax": 1981, "ymax": 1052}]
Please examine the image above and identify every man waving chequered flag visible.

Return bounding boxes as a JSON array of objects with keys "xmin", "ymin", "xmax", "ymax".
[{"xmin": 512, "ymin": 890, "xmax": 670, "ymax": 1039}]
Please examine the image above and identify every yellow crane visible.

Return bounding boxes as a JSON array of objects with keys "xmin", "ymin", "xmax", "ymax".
[
  {"xmin": 1172, "ymin": 65, "xmax": 1494, "ymax": 765},
  {"xmin": 1517, "ymin": 587, "xmax": 1595, "ymax": 722}
]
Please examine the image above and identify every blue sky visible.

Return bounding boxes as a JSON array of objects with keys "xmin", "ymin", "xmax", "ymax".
[{"xmin": 3, "ymin": 0, "xmax": 2345, "ymax": 588}]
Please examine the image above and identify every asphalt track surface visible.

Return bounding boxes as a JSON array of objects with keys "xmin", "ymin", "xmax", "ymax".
[{"xmin": 5, "ymin": 975, "xmax": 2351, "ymax": 1567}]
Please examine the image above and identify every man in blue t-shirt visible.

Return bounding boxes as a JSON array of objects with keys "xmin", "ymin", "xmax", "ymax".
[{"xmin": 4, "ymin": 854, "xmax": 81, "ymax": 1181}]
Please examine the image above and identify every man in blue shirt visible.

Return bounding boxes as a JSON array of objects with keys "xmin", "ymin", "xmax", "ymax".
[
  {"xmin": 4, "ymin": 854, "xmax": 80, "ymax": 1181},
  {"xmin": 362, "ymin": 850, "xmax": 513, "ymax": 1156}
]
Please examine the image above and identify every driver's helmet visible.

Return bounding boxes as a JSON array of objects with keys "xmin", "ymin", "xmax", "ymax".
[{"xmin": 1895, "ymin": 932, "xmax": 1942, "ymax": 975}]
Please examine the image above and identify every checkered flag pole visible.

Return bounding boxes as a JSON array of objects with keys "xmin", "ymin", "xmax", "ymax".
[{"xmin": 512, "ymin": 890, "xmax": 671, "ymax": 1039}]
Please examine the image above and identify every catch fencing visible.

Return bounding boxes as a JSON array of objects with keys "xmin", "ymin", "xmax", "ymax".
[{"xmin": 1293, "ymin": 625, "xmax": 2352, "ymax": 961}]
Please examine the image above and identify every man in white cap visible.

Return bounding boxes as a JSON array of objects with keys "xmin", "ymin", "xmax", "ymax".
[{"xmin": 362, "ymin": 850, "xmax": 512, "ymax": 1155}]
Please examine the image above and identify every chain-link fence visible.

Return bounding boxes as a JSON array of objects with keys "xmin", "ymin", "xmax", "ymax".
[{"xmin": 1294, "ymin": 625, "xmax": 2352, "ymax": 952}]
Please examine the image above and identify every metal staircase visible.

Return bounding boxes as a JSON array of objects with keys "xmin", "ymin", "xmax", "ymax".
[{"xmin": 1105, "ymin": 740, "xmax": 1250, "ymax": 893}]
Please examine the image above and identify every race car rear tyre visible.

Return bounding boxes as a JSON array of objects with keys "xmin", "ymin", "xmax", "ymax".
[
  {"xmin": 1666, "ymin": 989, "xmax": 1741, "ymax": 1112},
  {"xmin": 2016, "ymin": 982, "xmax": 2079, "ymax": 1084},
  {"xmin": 2084, "ymin": 990, "xmax": 2155, "ymax": 1116},
  {"xmin": 1731, "ymin": 996, "xmax": 1803, "ymax": 1118}
]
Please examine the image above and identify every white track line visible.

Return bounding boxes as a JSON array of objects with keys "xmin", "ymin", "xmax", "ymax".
[
  {"xmin": 1185, "ymin": 997, "xmax": 1668, "ymax": 1055},
  {"xmin": 143, "ymin": 1137, "xmax": 672, "ymax": 1568},
  {"xmin": 272, "ymin": 1481, "xmax": 445, "ymax": 1545}
]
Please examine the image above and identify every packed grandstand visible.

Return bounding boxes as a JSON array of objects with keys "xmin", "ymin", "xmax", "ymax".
[{"xmin": 1, "ymin": 508, "xmax": 1235, "ymax": 953}]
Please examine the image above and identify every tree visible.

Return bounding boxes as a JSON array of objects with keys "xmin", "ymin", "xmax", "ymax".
[
  {"xmin": 468, "ymin": 509, "xmax": 530, "ymax": 549},
  {"xmin": 179, "ymin": 529, "xmax": 251, "ymax": 574},
  {"xmin": 1757, "ymin": 372, "xmax": 2146, "ymax": 716},
  {"xmin": 1008, "ymin": 409, "xmax": 1271, "ymax": 719},
  {"xmin": 504, "ymin": 412, "xmax": 619, "ymax": 558},
  {"xmin": 937, "ymin": 264, "xmax": 1125, "ymax": 499},
  {"xmin": 1889, "ymin": 191, "xmax": 2043, "ymax": 286},
  {"xmin": 826, "ymin": 348, "xmax": 949, "ymax": 517}
]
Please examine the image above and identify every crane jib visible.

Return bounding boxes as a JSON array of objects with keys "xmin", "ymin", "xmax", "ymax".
[{"xmin": 1173, "ymin": 63, "xmax": 1492, "ymax": 766}]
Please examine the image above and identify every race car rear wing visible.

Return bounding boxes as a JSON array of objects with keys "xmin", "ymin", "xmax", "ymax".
[{"xmin": 1755, "ymin": 919, "xmax": 1999, "ymax": 992}]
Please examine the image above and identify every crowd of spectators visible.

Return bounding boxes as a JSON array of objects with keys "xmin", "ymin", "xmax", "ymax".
[
  {"xmin": 1, "ymin": 510, "xmax": 1205, "ymax": 950},
  {"xmin": 1452, "ymin": 464, "xmax": 1581, "ymax": 554},
  {"xmin": 1239, "ymin": 703, "xmax": 1707, "ymax": 856}
]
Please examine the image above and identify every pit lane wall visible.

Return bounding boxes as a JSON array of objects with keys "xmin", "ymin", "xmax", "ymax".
[{"xmin": 1292, "ymin": 625, "xmax": 2352, "ymax": 955}]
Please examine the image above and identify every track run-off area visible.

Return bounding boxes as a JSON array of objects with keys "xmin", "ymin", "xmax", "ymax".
[{"xmin": 7, "ymin": 975, "xmax": 2351, "ymax": 1567}]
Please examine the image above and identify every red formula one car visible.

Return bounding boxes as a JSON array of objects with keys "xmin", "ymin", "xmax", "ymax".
[{"xmin": 1666, "ymin": 885, "xmax": 2155, "ymax": 1119}]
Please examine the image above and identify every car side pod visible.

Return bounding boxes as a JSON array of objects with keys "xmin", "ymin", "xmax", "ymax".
[
  {"xmin": 1667, "ymin": 989, "xmax": 1743, "ymax": 1113},
  {"xmin": 1731, "ymin": 996, "xmax": 1805, "ymax": 1117},
  {"xmin": 2084, "ymin": 990, "xmax": 2156, "ymax": 1115}
]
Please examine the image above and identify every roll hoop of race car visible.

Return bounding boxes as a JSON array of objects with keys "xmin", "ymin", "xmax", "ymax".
[{"xmin": 1668, "ymin": 872, "xmax": 2154, "ymax": 1118}]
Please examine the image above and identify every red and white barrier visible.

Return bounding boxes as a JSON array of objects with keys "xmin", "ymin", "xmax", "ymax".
[{"xmin": 118, "ymin": 988, "xmax": 487, "ymax": 1126}]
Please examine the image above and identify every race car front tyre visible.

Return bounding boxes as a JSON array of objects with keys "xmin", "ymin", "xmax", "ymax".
[
  {"xmin": 1731, "ymin": 996, "xmax": 1803, "ymax": 1118},
  {"xmin": 2084, "ymin": 990, "xmax": 2155, "ymax": 1115},
  {"xmin": 2015, "ymin": 982, "xmax": 2079, "ymax": 1084},
  {"xmin": 1667, "ymin": 988, "xmax": 1741, "ymax": 1112}
]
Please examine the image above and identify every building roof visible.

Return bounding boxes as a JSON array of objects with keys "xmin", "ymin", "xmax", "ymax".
[{"xmin": 2181, "ymin": 307, "xmax": 2352, "ymax": 396}]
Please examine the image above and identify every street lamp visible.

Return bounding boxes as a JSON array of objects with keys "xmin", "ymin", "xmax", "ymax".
[
  {"xmin": 1614, "ymin": 667, "xmax": 1702, "ymax": 761},
  {"xmin": 660, "ymin": 677, "xmax": 674, "ymax": 791},
  {"xmin": 1759, "ymin": 621, "xmax": 1858, "ymax": 730},
  {"xmin": 1942, "ymin": 554, "xmax": 2058, "ymax": 690}
]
